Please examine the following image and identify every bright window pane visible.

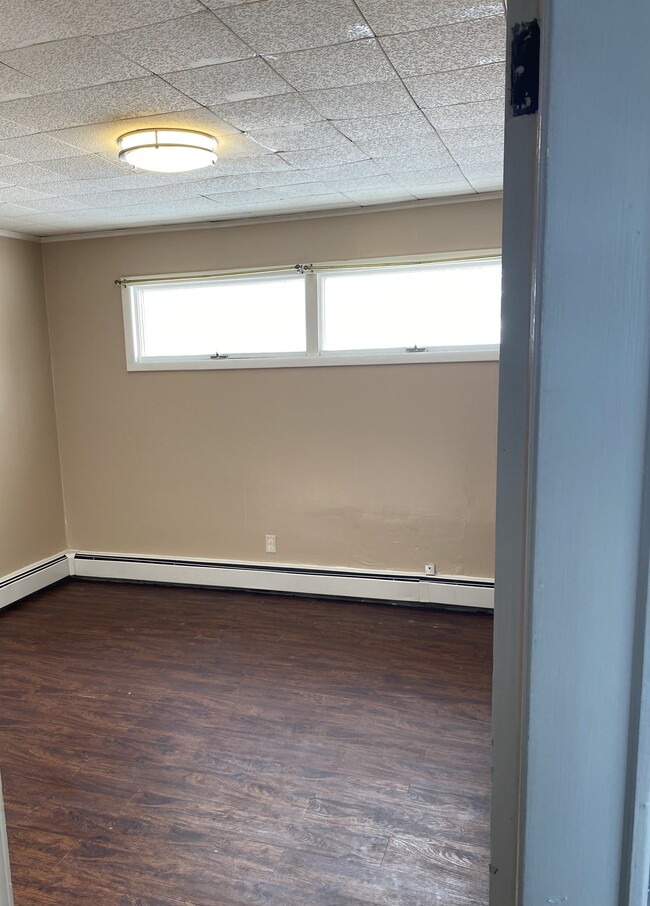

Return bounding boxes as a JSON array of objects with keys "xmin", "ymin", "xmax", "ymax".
[
  {"xmin": 137, "ymin": 276, "xmax": 306, "ymax": 357},
  {"xmin": 320, "ymin": 260, "xmax": 502, "ymax": 352}
]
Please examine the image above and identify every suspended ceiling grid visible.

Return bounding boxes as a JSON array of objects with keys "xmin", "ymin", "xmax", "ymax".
[{"xmin": 0, "ymin": 0, "xmax": 505, "ymax": 236}]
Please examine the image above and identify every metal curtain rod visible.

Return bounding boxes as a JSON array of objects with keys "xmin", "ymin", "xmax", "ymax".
[
  {"xmin": 114, "ymin": 265, "xmax": 296, "ymax": 286},
  {"xmin": 114, "ymin": 254, "xmax": 500, "ymax": 286}
]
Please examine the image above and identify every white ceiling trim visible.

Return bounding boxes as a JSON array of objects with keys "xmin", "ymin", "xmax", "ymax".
[
  {"xmin": 40, "ymin": 191, "xmax": 502, "ymax": 243},
  {"xmin": 0, "ymin": 227, "xmax": 39, "ymax": 241}
]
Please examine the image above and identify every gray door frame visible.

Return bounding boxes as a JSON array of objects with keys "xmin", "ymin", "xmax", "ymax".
[
  {"xmin": 0, "ymin": 775, "xmax": 13, "ymax": 906},
  {"xmin": 491, "ymin": 0, "xmax": 650, "ymax": 903}
]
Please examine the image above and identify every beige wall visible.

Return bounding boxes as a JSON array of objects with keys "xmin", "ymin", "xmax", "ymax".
[
  {"xmin": 42, "ymin": 198, "xmax": 501, "ymax": 577},
  {"xmin": 0, "ymin": 236, "xmax": 66, "ymax": 577}
]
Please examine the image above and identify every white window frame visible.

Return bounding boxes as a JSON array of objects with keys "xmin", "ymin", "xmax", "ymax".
[{"xmin": 121, "ymin": 251, "xmax": 501, "ymax": 372}]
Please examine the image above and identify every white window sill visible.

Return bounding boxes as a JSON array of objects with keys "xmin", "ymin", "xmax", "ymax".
[{"xmin": 127, "ymin": 347, "xmax": 500, "ymax": 372}]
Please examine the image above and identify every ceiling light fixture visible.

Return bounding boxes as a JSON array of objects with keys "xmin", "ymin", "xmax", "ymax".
[{"xmin": 117, "ymin": 128, "xmax": 218, "ymax": 174}]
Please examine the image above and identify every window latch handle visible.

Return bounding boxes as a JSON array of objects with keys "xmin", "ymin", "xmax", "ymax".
[
  {"xmin": 406, "ymin": 345, "xmax": 427, "ymax": 353},
  {"xmin": 210, "ymin": 352, "xmax": 229, "ymax": 360}
]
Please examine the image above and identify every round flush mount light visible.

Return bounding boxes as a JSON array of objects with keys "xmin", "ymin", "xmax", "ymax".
[{"xmin": 117, "ymin": 128, "xmax": 218, "ymax": 173}]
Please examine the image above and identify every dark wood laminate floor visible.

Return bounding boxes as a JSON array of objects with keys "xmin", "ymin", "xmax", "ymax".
[{"xmin": 0, "ymin": 579, "xmax": 492, "ymax": 906}]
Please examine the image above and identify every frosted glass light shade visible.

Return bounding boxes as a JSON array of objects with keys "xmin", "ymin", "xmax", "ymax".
[{"xmin": 117, "ymin": 129, "xmax": 218, "ymax": 173}]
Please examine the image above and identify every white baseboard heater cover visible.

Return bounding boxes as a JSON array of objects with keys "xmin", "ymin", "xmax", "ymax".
[
  {"xmin": 0, "ymin": 553, "xmax": 70, "ymax": 612},
  {"xmin": 72, "ymin": 553, "xmax": 494, "ymax": 610},
  {"xmin": 0, "ymin": 552, "xmax": 494, "ymax": 612}
]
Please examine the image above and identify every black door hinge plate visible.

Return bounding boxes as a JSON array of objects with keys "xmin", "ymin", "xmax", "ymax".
[{"xmin": 511, "ymin": 19, "xmax": 540, "ymax": 116}]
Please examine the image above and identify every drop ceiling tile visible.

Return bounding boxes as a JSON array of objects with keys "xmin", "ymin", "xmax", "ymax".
[
  {"xmin": 343, "ymin": 188, "xmax": 417, "ymax": 204},
  {"xmin": 100, "ymin": 11, "xmax": 254, "ymax": 74},
  {"xmin": 394, "ymin": 164, "xmax": 466, "ymax": 185},
  {"xmin": 219, "ymin": 0, "xmax": 373, "ymax": 53},
  {"xmin": 28, "ymin": 196, "xmax": 91, "ymax": 213},
  {"xmin": 203, "ymin": 0, "xmax": 270, "ymax": 6},
  {"xmin": 0, "ymin": 212, "xmax": 74, "ymax": 231},
  {"xmin": 265, "ymin": 39, "xmax": 393, "ymax": 91},
  {"xmin": 243, "ymin": 194, "xmax": 355, "ymax": 214},
  {"xmin": 187, "ymin": 153, "xmax": 292, "ymax": 177},
  {"xmin": 0, "ymin": 201, "xmax": 39, "ymax": 217},
  {"xmin": 0, "ymin": 152, "xmax": 21, "ymax": 167},
  {"xmin": 325, "ymin": 174, "xmax": 400, "ymax": 193},
  {"xmin": 467, "ymin": 175, "xmax": 502, "ymax": 191},
  {"xmin": 454, "ymin": 152, "xmax": 503, "ymax": 175},
  {"xmin": 0, "ymin": 116, "xmax": 34, "ymax": 140},
  {"xmin": 33, "ymin": 173, "xmax": 191, "ymax": 196},
  {"xmin": 333, "ymin": 110, "xmax": 435, "ymax": 144},
  {"xmin": 0, "ymin": 161, "xmax": 65, "ymax": 185},
  {"xmin": 0, "ymin": 38, "xmax": 146, "ymax": 93},
  {"xmin": 356, "ymin": 131, "xmax": 451, "ymax": 161},
  {"xmin": 425, "ymin": 98, "xmax": 504, "ymax": 131},
  {"xmin": 215, "ymin": 133, "xmax": 275, "ymax": 158},
  {"xmin": 36, "ymin": 155, "xmax": 126, "ymax": 181},
  {"xmin": 0, "ymin": 0, "xmax": 78, "ymax": 51},
  {"xmin": 0, "ymin": 133, "xmax": 87, "ymax": 161},
  {"xmin": 279, "ymin": 144, "xmax": 368, "ymax": 170},
  {"xmin": 248, "ymin": 122, "xmax": 353, "ymax": 154},
  {"xmin": 405, "ymin": 63, "xmax": 505, "ymax": 108},
  {"xmin": 303, "ymin": 81, "xmax": 417, "ymax": 120},
  {"xmin": 305, "ymin": 160, "xmax": 384, "ymax": 183},
  {"xmin": 461, "ymin": 152, "xmax": 503, "ymax": 179},
  {"xmin": 440, "ymin": 124, "xmax": 504, "ymax": 154},
  {"xmin": 399, "ymin": 178, "xmax": 472, "ymax": 197},
  {"xmin": 159, "ymin": 174, "xmax": 235, "ymax": 195},
  {"xmin": 80, "ymin": 184, "xmax": 209, "ymax": 209},
  {"xmin": 235, "ymin": 170, "xmax": 323, "ymax": 191},
  {"xmin": 381, "ymin": 16, "xmax": 506, "ymax": 77},
  {"xmin": 212, "ymin": 93, "xmax": 322, "ymax": 131},
  {"xmin": 0, "ymin": 77, "xmax": 199, "ymax": 131},
  {"xmin": 42, "ymin": 0, "xmax": 205, "ymax": 37},
  {"xmin": 357, "ymin": 0, "xmax": 503, "ymax": 36},
  {"xmin": 207, "ymin": 183, "xmax": 331, "ymax": 206},
  {"xmin": 0, "ymin": 63, "xmax": 41, "ymax": 102},
  {"xmin": 165, "ymin": 58, "xmax": 289, "ymax": 106},
  {"xmin": 91, "ymin": 193, "xmax": 185, "ymax": 211},
  {"xmin": 454, "ymin": 152, "xmax": 503, "ymax": 173},
  {"xmin": 406, "ymin": 180, "xmax": 474, "ymax": 198},
  {"xmin": 375, "ymin": 145, "xmax": 458, "ymax": 174},
  {"xmin": 177, "ymin": 173, "xmax": 264, "ymax": 194},
  {"xmin": 0, "ymin": 185, "xmax": 53, "ymax": 204},
  {"xmin": 49, "ymin": 110, "xmax": 239, "ymax": 160}
]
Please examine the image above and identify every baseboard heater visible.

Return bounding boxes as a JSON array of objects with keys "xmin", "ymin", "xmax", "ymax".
[
  {"xmin": 72, "ymin": 552, "xmax": 494, "ymax": 610},
  {"xmin": 0, "ymin": 553, "xmax": 70, "ymax": 611}
]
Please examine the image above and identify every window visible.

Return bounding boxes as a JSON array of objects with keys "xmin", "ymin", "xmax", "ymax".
[
  {"xmin": 134, "ymin": 274, "xmax": 305, "ymax": 359},
  {"xmin": 122, "ymin": 256, "xmax": 501, "ymax": 371}
]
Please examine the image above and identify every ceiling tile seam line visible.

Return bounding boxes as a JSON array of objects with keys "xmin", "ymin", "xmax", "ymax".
[
  {"xmin": 0, "ymin": 45, "xmax": 148, "ymax": 89},
  {"xmin": 37, "ymin": 193, "xmax": 503, "ymax": 243},
  {"xmin": 26, "ymin": 8, "xmax": 244, "ymax": 44},
  {"xmin": 151, "ymin": 64, "xmax": 300, "ymax": 129},
  {"xmin": 432, "ymin": 121, "xmax": 484, "ymax": 184},
  {"xmin": 350, "ymin": 4, "xmax": 459, "ymax": 176},
  {"xmin": 364, "ymin": 12, "xmax": 507, "ymax": 42},
  {"xmin": 357, "ymin": 17, "xmax": 427, "ymax": 132},
  {"xmin": 92, "ymin": 7, "xmax": 259, "ymax": 73},
  {"xmin": 0, "ymin": 65, "xmax": 505, "ymax": 144},
  {"xmin": 0, "ymin": 31, "xmax": 508, "ymax": 105},
  {"xmin": 0, "ymin": 73, "xmax": 156, "ymax": 105},
  {"xmin": 0, "ymin": 76, "xmax": 204, "ymax": 128}
]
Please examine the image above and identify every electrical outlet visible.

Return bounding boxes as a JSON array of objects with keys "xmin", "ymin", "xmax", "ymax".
[
  {"xmin": 424, "ymin": 563, "xmax": 436, "ymax": 576},
  {"xmin": 265, "ymin": 534, "xmax": 276, "ymax": 554}
]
